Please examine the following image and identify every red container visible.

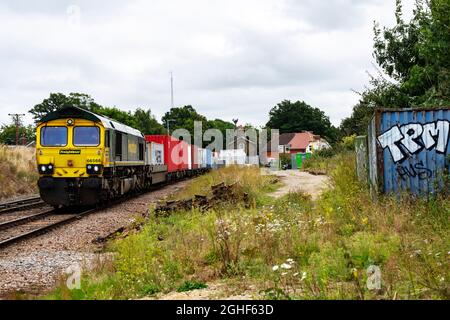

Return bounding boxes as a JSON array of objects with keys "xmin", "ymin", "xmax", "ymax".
[
  {"xmin": 145, "ymin": 135, "xmax": 189, "ymax": 173},
  {"xmin": 191, "ymin": 145, "xmax": 200, "ymax": 169}
]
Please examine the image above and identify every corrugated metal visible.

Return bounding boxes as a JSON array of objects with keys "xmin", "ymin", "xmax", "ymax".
[
  {"xmin": 368, "ymin": 107, "xmax": 450, "ymax": 196},
  {"xmin": 205, "ymin": 149, "xmax": 213, "ymax": 168},
  {"xmin": 291, "ymin": 153, "xmax": 298, "ymax": 170},
  {"xmin": 355, "ymin": 136, "xmax": 368, "ymax": 185}
]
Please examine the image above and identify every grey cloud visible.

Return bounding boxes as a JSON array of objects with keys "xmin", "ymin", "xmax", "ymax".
[
  {"xmin": 0, "ymin": 0, "xmax": 396, "ymax": 128},
  {"xmin": 285, "ymin": 0, "xmax": 387, "ymax": 30}
]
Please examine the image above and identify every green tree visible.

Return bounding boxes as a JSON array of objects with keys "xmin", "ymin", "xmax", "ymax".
[
  {"xmin": 132, "ymin": 108, "xmax": 166, "ymax": 135},
  {"xmin": 0, "ymin": 124, "xmax": 35, "ymax": 145},
  {"xmin": 341, "ymin": 0, "xmax": 450, "ymax": 136},
  {"xmin": 266, "ymin": 100, "xmax": 337, "ymax": 142},
  {"xmin": 29, "ymin": 93, "xmax": 167, "ymax": 134},
  {"xmin": 162, "ymin": 105, "xmax": 207, "ymax": 136},
  {"xmin": 29, "ymin": 93, "xmax": 103, "ymax": 121}
]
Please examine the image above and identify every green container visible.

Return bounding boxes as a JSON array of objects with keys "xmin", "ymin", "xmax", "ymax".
[
  {"xmin": 296, "ymin": 153, "xmax": 312, "ymax": 170},
  {"xmin": 296, "ymin": 153, "xmax": 303, "ymax": 169}
]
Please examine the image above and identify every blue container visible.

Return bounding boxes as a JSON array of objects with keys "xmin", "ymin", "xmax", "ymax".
[
  {"xmin": 368, "ymin": 107, "xmax": 450, "ymax": 196},
  {"xmin": 206, "ymin": 149, "xmax": 213, "ymax": 168}
]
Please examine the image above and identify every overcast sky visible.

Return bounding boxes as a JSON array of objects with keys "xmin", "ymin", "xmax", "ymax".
[{"xmin": 0, "ymin": 0, "xmax": 414, "ymax": 127}]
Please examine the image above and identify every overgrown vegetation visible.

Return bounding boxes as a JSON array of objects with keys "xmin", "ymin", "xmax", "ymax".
[
  {"xmin": 46, "ymin": 155, "xmax": 449, "ymax": 300},
  {"xmin": 341, "ymin": 0, "xmax": 450, "ymax": 136},
  {"xmin": 0, "ymin": 145, "xmax": 38, "ymax": 199},
  {"xmin": 302, "ymin": 135, "xmax": 356, "ymax": 175}
]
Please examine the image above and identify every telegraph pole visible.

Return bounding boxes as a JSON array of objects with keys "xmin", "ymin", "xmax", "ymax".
[
  {"xmin": 170, "ymin": 71, "xmax": 174, "ymax": 109},
  {"xmin": 8, "ymin": 113, "xmax": 25, "ymax": 145}
]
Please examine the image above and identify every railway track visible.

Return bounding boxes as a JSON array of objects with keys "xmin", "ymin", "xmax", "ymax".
[
  {"xmin": 0, "ymin": 196, "xmax": 45, "ymax": 214},
  {"xmin": 0, "ymin": 208, "xmax": 96, "ymax": 249},
  {"xmin": 0, "ymin": 174, "xmax": 202, "ymax": 250}
]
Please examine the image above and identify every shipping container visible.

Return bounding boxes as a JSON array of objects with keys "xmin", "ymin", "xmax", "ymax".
[
  {"xmin": 205, "ymin": 149, "xmax": 213, "ymax": 168},
  {"xmin": 291, "ymin": 153, "xmax": 298, "ymax": 170},
  {"xmin": 293, "ymin": 153, "xmax": 311, "ymax": 170},
  {"xmin": 355, "ymin": 136, "xmax": 369, "ymax": 185},
  {"xmin": 368, "ymin": 107, "xmax": 450, "ymax": 196},
  {"xmin": 190, "ymin": 145, "xmax": 200, "ymax": 169},
  {"xmin": 145, "ymin": 135, "xmax": 189, "ymax": 173},
  {"xmin": 145, "ymin": 141, "xmax": 165, "ymax": 165},
  {"xmin": 187, "ymin": 143, "xmax": 192, "ymax": 170},
  {"xmin": 200, "ymin": 148, "xmax": 207, "ymax": 169}
]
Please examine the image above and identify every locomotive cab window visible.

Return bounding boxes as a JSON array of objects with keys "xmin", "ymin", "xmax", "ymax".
[
  {"xmin": 40, "ymin": 127, "xmax": 68, "ymax": 147},
  {"xmin": 73, "ymin": 126, "xmax": 100, "ymax": 146}
]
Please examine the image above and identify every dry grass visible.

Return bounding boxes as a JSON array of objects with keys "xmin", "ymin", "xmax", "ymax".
[{"xmin": 0, "ymin": 145, "xmax": 38, "ymax": 200}]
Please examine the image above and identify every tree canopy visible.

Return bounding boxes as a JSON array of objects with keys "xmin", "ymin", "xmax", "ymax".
[
  {"xmin": 29, "ymin": 93, "xmax": 165, "ymax": 135},
  {"xmin": 0, "ymin": 124, "xmax": 35, "ymax": 145},
  {"xmin": 162, "ymin": 105, "xmax": 235, "ymax": 146},
  {"xmin": 341, "ymin": 0, "xmax": 450, "ymax": 136},
  {"xmin": 266, "ymin": 100, "xmax": 338, "ymax": 142}
]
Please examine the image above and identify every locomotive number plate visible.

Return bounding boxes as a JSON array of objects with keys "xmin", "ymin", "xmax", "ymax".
[{"xmin": 87, "ymin": 158, "xmax": 102, "ymax": 163}]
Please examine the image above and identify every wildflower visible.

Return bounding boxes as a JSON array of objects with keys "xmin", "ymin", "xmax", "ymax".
[
  {"xmin": 301, "ymin": 272, "xmax": 307, "ymax": 281},
  {"xmin": 293, "ymin": 272, "xmax": 299, "ymax": 277},
  {"xmin": 272, "ymin": 265, "xmax": 279, "ymax": 271},
  {"xmin": 281, "ymin": 263, "xmax": 292, "ymax": 270},
  {"xmin": 281, "ymin": 272, "xmax": 287, "ymax": 276},
  {"xmin": 286, "ymin": 258, "xmax": 294, "ymax": 264}
]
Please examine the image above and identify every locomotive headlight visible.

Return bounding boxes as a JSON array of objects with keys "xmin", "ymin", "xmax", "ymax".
[
  {"xmin": 86, "ymin": 164, "xmax": 102, "ymax": 174},
  {"xmin": 38, "ymin": 164, "xmax": 54, "ymax": 174}
]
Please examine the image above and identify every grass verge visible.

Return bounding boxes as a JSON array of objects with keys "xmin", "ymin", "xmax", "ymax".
[{"xmin": 0, "ymin": 145, "xmax": 38, "ymax": 200}]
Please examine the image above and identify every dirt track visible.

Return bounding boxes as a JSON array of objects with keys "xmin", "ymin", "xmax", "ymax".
[
  {"xmin": 152, "ymin": 170, "xmax": 330, "ymax": 300},
  {"xmin": 268, "ymin": 170, "xmax": 330, "ymax": 200}
]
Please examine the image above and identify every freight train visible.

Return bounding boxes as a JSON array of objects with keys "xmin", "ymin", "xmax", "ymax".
[{"xmin": 35, "ymin": 106, "xmax": 213, "ymax": 207}]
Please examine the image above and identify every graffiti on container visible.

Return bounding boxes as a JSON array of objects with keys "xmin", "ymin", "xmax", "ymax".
[
  {"xmin": 377, "ymin": 120, "xmax": 449, "ymax": 163},
  {"xmin": 395, "ymin": 160, "xmax": 432, "ymax": 181}
]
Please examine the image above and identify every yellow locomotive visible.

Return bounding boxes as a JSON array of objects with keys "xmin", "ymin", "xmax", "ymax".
[{"xmin": 36, "ymin": 106, "xmax": 165, "ymax": 207}]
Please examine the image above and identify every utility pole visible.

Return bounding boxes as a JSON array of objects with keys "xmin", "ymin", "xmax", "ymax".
[
  {"xmin": 170, "ymin": 71, "xmax": 174, "ymax": 109},
  {"xmin": 8, "ymin": 113, "xmax": 25, "ymax": 145},
  {"xmin": 166, "ymin": 119, "xmax": 175, "ymax": 136}
]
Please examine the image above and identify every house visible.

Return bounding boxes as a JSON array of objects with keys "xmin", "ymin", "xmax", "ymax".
[
  {"xmin": 226, "ymin": 125, "xmax": 258, "ymax": 165},
  {"xmin": 266, "ymin": 131, "xmax": 330, "ymax": 158}
]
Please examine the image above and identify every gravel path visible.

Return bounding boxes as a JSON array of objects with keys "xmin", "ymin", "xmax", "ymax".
[
  {"xmin": 144, "ymin": 280, "xmax": 262, "ymax": 300},
  {"xmin": 268, "ymin": 170, "xmax": 330, "ymax": 200},
  {"xmin": 0, "ymin": 181, "xmax": 188, "ymax": 298}
]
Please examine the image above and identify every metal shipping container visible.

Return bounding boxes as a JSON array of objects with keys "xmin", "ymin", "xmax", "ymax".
[
  {"xmin": 368, "ymin": 107, "xmax": 449, "ymax": 196},
  {"xmin": 146, "ymin": 142, "xmax": 165, "ymax": 165},
  {"xmin": 291, "ymin": 153, "xmax": 298, "ymax": 170},
  {"xmin": 355, "ymin": 136, "xmax": 369, "ymax": 185},
  {"xmin": 145, "ymin": 135, "xmax": 189, "ymax": 173},
  {"xmin": 205, "ymin": 149, "xmax": 213, "ymax": 168}
]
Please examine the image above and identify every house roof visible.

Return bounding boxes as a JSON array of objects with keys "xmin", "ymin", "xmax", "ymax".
[{"xmin": 266, "ymin": 131, "xmax": 324, "ymax": 152}]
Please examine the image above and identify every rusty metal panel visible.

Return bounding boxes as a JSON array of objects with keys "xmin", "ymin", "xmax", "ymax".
[
  {"xmin": 355, "ymin": 136, "xmax": 369, "ymax": 185},
  {"xmin": 367, "ymin": 116, "xmax": 380, "ymax": 195},
  {"xmin": 369, "ymin": 107, "xmax": 450, "ymax": 195}
]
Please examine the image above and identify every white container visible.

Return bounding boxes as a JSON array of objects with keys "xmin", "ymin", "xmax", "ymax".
[
  {"xmin": 187, "ymin": 144, "xmax": 192, "ymax": 169},
  {"xmin": 147, "ymin": 142, "xmax": 164, "ymax": 165}
]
